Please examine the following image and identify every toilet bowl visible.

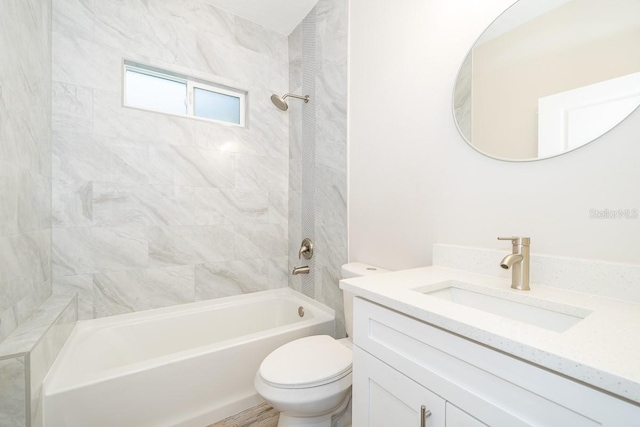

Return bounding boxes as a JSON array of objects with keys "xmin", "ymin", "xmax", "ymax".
[
  {"xmin": 254, "ymin": 336, "xmax": 353, "ymax": 426},
  {"xmin": 254, "ymin": 263, "xmax": 389, "ymax": 427}
]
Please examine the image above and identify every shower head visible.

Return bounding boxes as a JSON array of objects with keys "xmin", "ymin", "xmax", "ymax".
[
  {"xmin": 270, "ymin": 94, "xmax": 289, "ymax": 111},
  {"xmin": 270, "ymin": 93, "xmax": 310, "ymax": 111}
]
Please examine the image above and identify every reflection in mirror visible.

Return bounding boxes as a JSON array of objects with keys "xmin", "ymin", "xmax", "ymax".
[{"xmin": 453, "ymin": 0, "xmax": 640, "ymax": 161}]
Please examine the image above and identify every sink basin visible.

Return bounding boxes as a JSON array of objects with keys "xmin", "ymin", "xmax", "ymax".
[{"xmin": 419, "ymin": 282, "xmax": 591, "ymax": 333}]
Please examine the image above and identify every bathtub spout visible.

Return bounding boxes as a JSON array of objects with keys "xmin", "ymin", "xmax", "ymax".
[{"xmin": 292, "ymin": 266, "xmax": 310, "ymax": 275}]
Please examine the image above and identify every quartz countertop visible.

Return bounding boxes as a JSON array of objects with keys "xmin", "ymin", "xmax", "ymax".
[{"xmin": 340, "ymin": 266, "xmax": 640, "ymax": 404}]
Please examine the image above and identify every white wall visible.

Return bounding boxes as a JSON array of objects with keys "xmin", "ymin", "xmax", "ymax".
[{"xmin": 348, "ymin": 0, "xmax": 640, "ymax": 271}]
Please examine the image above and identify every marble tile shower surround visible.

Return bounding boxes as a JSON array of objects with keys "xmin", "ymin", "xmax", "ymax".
[
  {"xmin": 51, "ymin": 0, "xmax": 293, "ymax": 319},
  {"xmin": 288, "ymin": 0, "xmax": 349, "ymax": 337},
  {"xmin": 433, "ymin": 244, "xmax": 640, "ymax": 303},
  {"xmin": 0, "ymin": 0, "xmax": 53, "ymax": 344},
  {"xmin": 0, "ymin": 356, "xmax": 26, "ymax": 427},
  {"xmin": 300, "ymin": 7, "xmax": 317, "ymax": 300},
  {"xmin": 1, "ymin": 0, "xmax": 55, "ymax": 425},
  {"xmin": 288, "ymin": 23, "xmax": 304, "ymax": 297},
  {"xmin": 0, "ymin": 294, "xmax": 77, "ymax": 427}
]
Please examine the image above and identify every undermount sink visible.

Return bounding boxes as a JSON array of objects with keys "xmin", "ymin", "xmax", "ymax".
[{"xmin": 418, "ymin": 281, "xmax": 591, "ymax": 333}]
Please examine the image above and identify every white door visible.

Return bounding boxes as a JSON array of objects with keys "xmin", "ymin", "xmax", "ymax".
[{"xmin": 537, "ymin": 71, "xmax": 640, "ymax": 157}]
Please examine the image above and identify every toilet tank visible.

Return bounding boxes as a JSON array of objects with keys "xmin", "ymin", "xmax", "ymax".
[{"xmin": 341, "ymin": 263, "xmax": 390, "ymax": 338}]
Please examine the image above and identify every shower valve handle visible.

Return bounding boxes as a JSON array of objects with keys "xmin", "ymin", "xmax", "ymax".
[{"xmin": 299, "ymin": 238, "xmax": 313, "ymax": 260}]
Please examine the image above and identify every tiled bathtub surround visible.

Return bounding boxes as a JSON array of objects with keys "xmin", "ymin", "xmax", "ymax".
[
  {"xmin": 433, "ymin": 244, "xmax": 640, "ymax": 302},
  {"xmin": 0, "ymin": 0, "xmax": 53, "ymax": 343},
  {"xmin": 299, "ymin": 7, "xmax": 317, "ymax": 301},
  {"xmin": 1, "ymin": 0, "xmax": 54, "ymax": 424},
  {"xmin": 288, "ymin": 0, "xmax": 349, "ymax": 337},
  {"xmin": 51, "ymin": 0, "xmax": 290, "ymax": 319},
  {"xmin": 0, "ymin": 294, "xmax": 77, "ymax": 427},
  {"xmin": 0, "ymin": 357, "xmax": 26, "ymax": 427}
]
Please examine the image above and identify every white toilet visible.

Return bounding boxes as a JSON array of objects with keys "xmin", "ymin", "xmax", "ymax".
[{"xmin": 254, "ymin": 263, "xmax": 388, "ymax": 427}]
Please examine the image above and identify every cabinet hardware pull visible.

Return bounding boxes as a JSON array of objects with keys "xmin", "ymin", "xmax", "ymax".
[{"xmin": 420, "ymin": 405, "xmax": 432, "ymax": 426}]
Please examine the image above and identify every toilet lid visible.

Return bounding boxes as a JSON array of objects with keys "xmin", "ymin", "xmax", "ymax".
[{"xmin": 259, "ymin": 335, "xmax": 353, "ymax": 389}]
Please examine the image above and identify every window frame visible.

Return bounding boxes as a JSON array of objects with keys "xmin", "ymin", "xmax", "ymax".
[{"xmin": 123, "ymin": 61, "xmax": 247, "ymax": 127}]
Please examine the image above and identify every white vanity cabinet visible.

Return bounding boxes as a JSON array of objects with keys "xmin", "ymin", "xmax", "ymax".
[{"xmin": 351, "ymin": 297, "xmax": 640, "ymax": 427}]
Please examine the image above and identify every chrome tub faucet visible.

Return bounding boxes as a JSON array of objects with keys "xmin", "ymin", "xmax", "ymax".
[{"xmin": 292, "ymin": 266, "xmax": 310, "ymax": 275}]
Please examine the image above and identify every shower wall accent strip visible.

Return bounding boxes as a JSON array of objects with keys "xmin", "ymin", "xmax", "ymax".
[{"xmin": 300, "ymin": 7, "xmax": 317, "ymax": 299}]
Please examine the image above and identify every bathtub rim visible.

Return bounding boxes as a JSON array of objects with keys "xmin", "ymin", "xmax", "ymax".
[
  {"xmin": 44, "ymin": 288, "xmax": 335, "ymax": 394},
  {"xmin": 77, "ymin": 287, "xmax": 334, "ymax": 333}
]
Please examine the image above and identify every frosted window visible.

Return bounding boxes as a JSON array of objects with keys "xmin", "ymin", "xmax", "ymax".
[
  {"xmin": 194, "ymin": 88, "xmax": 241, "ymax": 124},
  {"xmin": 125, "ymin": 70, "xmax": 187, "ymax": 116},
  {"xmin": 123, "ymin": 62, "xmax": 246, "ymax": 126}
]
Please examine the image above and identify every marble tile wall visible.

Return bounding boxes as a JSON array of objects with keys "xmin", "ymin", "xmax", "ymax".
[
  {"xmin": 0, "ymin": 0, "xmax": 56, "ymax": 416},
  {"xmin": 29, "ymin": 295, "xmax": 77, "ymax": 427},
  {"xmin": 51, "ymin": 0, "xmax": 290, "ymax": 319},
  {"xmin": 0, "ymin": 356, "xmax": 26, "ymax": 427},
  {"xmin": 0, "ymin": 0, "xmax": 53, "ymax": 344},
  {"xmin": 288, "ymin": 0, "xmax": 349, "ymax": 337},
  {"xmin": 289, "ymin": 22, "xmax": 304, "ymax": 297},
  {"xmin": 0, "ymin": 293, "xmax": 77, "ymax": 427}
]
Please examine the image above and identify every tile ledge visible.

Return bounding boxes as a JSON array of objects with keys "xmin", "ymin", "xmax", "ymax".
[{"xmin": 0, "ymin": 293, "xmax": 77, "ymax": 360}]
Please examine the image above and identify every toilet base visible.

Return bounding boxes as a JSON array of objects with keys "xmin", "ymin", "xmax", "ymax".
[
  {"xmin": 277, "ymin": 412, "xmax": 332, "ymax": 427},
  {"xmin": 277, "ymin": 395, "xmax": 351, "ymax": 427}
]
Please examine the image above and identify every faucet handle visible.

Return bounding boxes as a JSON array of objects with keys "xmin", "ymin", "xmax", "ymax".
[
  {"xmin": 498, "ymin": 237, "xmax": 530, "ymax": 245},
  {"xmin": 298, "ymin": 238, "xmax": 314, "ymax": 260}
]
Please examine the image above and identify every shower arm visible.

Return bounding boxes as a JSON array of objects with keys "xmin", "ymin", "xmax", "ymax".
[{"xmin": 282, "ymin": 93, "xmax": 310, "ymax": 103}]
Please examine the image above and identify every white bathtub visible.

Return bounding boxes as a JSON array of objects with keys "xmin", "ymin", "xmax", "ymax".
[{"xmin": 43, "ymin": 288, "xmax": 335, "ymax": 427}]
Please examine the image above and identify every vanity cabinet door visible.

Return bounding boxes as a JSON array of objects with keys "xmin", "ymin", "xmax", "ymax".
[
  {"xmin": 353, "ymin": 346, "xmax": 445, "ymax": 427},
  {"xmin": 446, "ymin": 403, "xmax": 488, "ymax": 427}
]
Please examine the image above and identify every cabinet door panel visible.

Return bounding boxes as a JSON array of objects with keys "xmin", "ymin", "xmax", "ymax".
[
  {"xmin": 353, "ymin": 346, "xmax": 445, "ymax": 427},
  {"xmin": 369, "ymin": 381, "xmax": 419, "ymax": 426},
  {"xmin": 446, "ymin": 403, "xmax": 488, "ymax": 427}
]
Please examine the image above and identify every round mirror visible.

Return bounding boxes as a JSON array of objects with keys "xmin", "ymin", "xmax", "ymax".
[{"xmin": 453, "ymin": 0, "xmax": 640, "ymax": 161}]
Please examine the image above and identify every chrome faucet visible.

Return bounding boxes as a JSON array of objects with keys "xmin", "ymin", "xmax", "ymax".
[
  {"xmin": 498, "ymin": 237, "xmax": 530, "ymax": 291},
  {"xmin": 292, "ymin": 266, "xmax": 310, "ymax": 275}
]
